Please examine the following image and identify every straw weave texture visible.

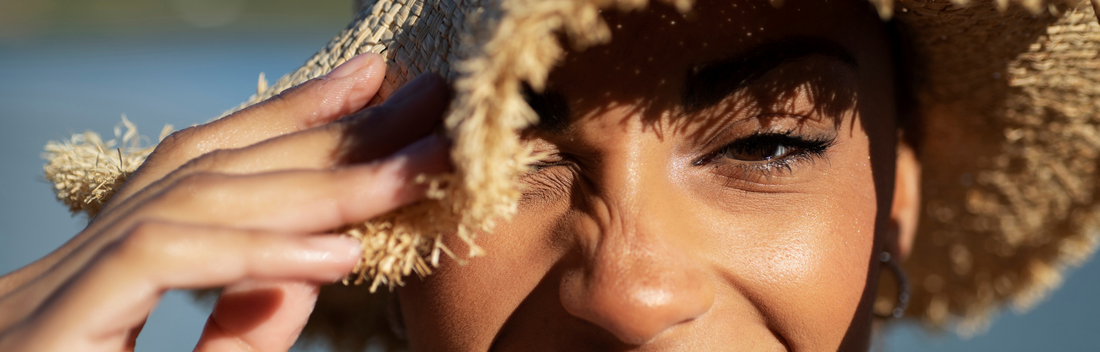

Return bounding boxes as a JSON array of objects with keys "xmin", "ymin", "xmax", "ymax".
[{"xmin": 891, "ymin": 0, "xmax": 1100, "ymax": 331}]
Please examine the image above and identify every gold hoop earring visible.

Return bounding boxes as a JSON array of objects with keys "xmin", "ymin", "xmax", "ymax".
[{"xmin": 874, "ymin": 251, "xmax": 910, "ymax": 319}]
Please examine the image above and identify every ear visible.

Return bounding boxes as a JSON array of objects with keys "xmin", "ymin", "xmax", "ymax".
[{"xmin": 890, "ymin": 141, "xmax": 921, "ymax": 261}]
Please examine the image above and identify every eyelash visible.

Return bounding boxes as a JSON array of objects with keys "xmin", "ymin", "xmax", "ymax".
[
  {"xmin": 695, "ymin": 130, "xmax": 835, "ymax": 181},
  {"xmin": 524, "ymin": 130, "xmax": 835, "ymax": 193},
  {"xmin": 529, "ymin": 155, "xmax": 567, "ymax": 172}
]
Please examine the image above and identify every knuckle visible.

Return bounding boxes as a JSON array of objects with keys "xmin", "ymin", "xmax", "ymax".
[
  {"xmin": 182, "ymin": 172, "xmax": 234, "ymax": 204},
  {"xmin": 157, "ymin": 127, "xmax": 196, "ymax": 149},
  {"xmin": 266, "ymin": 79, "xmax": 317, "ymax": 108},
  {"xmin": 333, "ymin": 164, "xmax": 386, "ymax": 193},
  {"xmin": 252, "ymin": 86, "xmax": 309, "ymax": 127},
  {"xmin": 112, "ymin": 221, "xmax": 169, "ymax": 261},
  {"xmin": 179, "ymin": 148, "xmax": 234, "ymax": 174},
  {"xmin": 265, "ymin": 89, "xmax": 291, "ymax": 108},
  {"xmin": 148, "ymin": 171, "xmax": 230, "ymax": 211},
  {"xmin": 174, "ymin": 172, "xmax": 226, "ymax": 192},
  {"xmin": 150, "ymin": 126, "xmax": 200, "ymax": 161}
]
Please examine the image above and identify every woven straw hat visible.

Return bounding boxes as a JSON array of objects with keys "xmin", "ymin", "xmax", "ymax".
[{"xmin": 42, "ymin": 0, "xmax": 1100, "ymax": 347}]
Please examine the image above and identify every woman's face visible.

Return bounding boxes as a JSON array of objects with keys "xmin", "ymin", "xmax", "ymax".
[{"xmin": 398, "ymin": 0, "xmax": 900, "ymax": 350}]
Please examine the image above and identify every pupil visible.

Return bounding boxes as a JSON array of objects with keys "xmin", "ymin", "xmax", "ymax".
[
  {"xmin": 768, "ymin": 145, "xmax": 788, "ymax": 160},
  {"xmin": 729, "ymin": 143, "xmax": 790, "ymax": 161}
]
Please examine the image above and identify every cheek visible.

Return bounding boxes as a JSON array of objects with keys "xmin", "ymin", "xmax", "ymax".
[{"xmin": 693, "ymin": 139, "xmax": 879, "ymax": 348}]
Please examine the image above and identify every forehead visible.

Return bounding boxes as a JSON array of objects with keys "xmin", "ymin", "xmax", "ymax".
[{"xmin": 545, "ymin": 0, "xmax": 890, "ymax": 117}]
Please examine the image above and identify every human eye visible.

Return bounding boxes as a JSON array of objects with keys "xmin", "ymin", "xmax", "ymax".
[
  {"xmin": 694, "ymin": 129, "xmax": 836, "ymax": 184},
  {"xmin": 714, "ymin": 131, "xmax": 833, "ymax": 163},
  {"xmin": 528, "ymin": 152, "xmax": 569, "ymax": 171}
]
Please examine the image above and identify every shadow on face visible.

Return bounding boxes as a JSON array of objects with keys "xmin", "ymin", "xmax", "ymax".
[{"xmin": 398, "ymin": 1, "xmax": 903, "ymax": 350}]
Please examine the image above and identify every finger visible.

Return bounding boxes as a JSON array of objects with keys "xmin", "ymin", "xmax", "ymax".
[
  {"xmin": 194, "ymin": 281, "xmax": 319, "ymax": 352},
  {"xmin": 223, "ymin": 73, "xmax": 450, "ymax": 170},
  {"xmin": 146, "ymin": 133, "xmax": 451, "ymax": 232},
  {"xmin": 112, "ymin": 53, "xmax": 387, "ymax": 206},
  {"xmin": 205, "ymin": 52, "xmax": 389, "ymax": 147},
  {"xmin": 334, "ymin": 73, "xmax": 452, "ymax": 164},
  {"xmin": 122, "ymin": 73, "xmax": 450, "ymax": 210},
  {"xmin": 0, "ymin": 126, "xmax": 449, "ymax": 334},
  {"xmin": 5, "ymin": 223, "xmax": 360, "ymax": 352}
]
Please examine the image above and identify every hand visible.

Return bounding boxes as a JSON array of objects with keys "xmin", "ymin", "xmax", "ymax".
[{"xmin": 0, "ymin": 53, "xmax": 453, "ymax": 351}]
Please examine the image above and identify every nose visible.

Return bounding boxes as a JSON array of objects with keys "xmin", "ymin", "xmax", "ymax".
[
  {"xmin": 553, "ymin": 122, "xmax": 715, "ymax": 344},
  {"xmin": 558, "ymin": 208, "xmax": 715, "ymax": 345}
]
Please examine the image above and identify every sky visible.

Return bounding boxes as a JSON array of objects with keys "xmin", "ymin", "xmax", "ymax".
[{"xmin": 0, "ymin": 1, "xmax": 1097, "ymax": 351}]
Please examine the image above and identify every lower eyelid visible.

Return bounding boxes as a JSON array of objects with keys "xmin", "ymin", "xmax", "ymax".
[{"xmin": 708, "ymin": 153, "xmax": 818, "ymax": 186}]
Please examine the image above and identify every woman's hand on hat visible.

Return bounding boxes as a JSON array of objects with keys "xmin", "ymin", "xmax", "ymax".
[{"xmin": 0, "ymin": 55, "xmax": 453, "ymax": 352}]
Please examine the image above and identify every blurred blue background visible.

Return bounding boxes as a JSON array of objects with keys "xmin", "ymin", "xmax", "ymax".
[{"xmin": 0, "ymin": 0, "xmax": 1096, "ymax": 351}]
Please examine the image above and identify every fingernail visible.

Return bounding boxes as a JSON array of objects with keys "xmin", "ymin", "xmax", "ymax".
[
  {"xmin": 326, "ymin": 53, "xmax": 382, "ymax": 80},
  {"xmin": 304, "ymin": 236, "xmax": 361, "ymax": 262}
]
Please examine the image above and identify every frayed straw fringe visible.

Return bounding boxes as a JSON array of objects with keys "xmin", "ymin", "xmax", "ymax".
[{"xmin": 43, "ymin": 116, "xmax": 171, "ymax": 218}]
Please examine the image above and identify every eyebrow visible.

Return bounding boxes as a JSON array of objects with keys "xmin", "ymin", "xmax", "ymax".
[
  {"xmin": 524, "ymin": 36, "xmax": 859, "ymax": 134},
  {"xmin": 682, "ymin": 36, "xmax": 858, "ymax": 113}
]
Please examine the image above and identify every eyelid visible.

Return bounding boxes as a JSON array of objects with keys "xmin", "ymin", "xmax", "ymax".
[
  {"xmin": 698, "ymin": 129, "xmax": 836, "ymax": 187},
  {"xmin": 520, "ymin": 155, "xmax": 576, "ymax": 203},
  {"xmin": 529, "ymin": 157, "xmax": 568, "ymax": 172},
  {"xmin": 695, "ymin": 113, "xmax": 812, "ymax": 155},
  {"xmin": 697, "ymin": 132, "xmax": 829, "ymax": 165},
  {"xmin": 695, "ymin": 113, "xmax": 832, "ymax": 159}
]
